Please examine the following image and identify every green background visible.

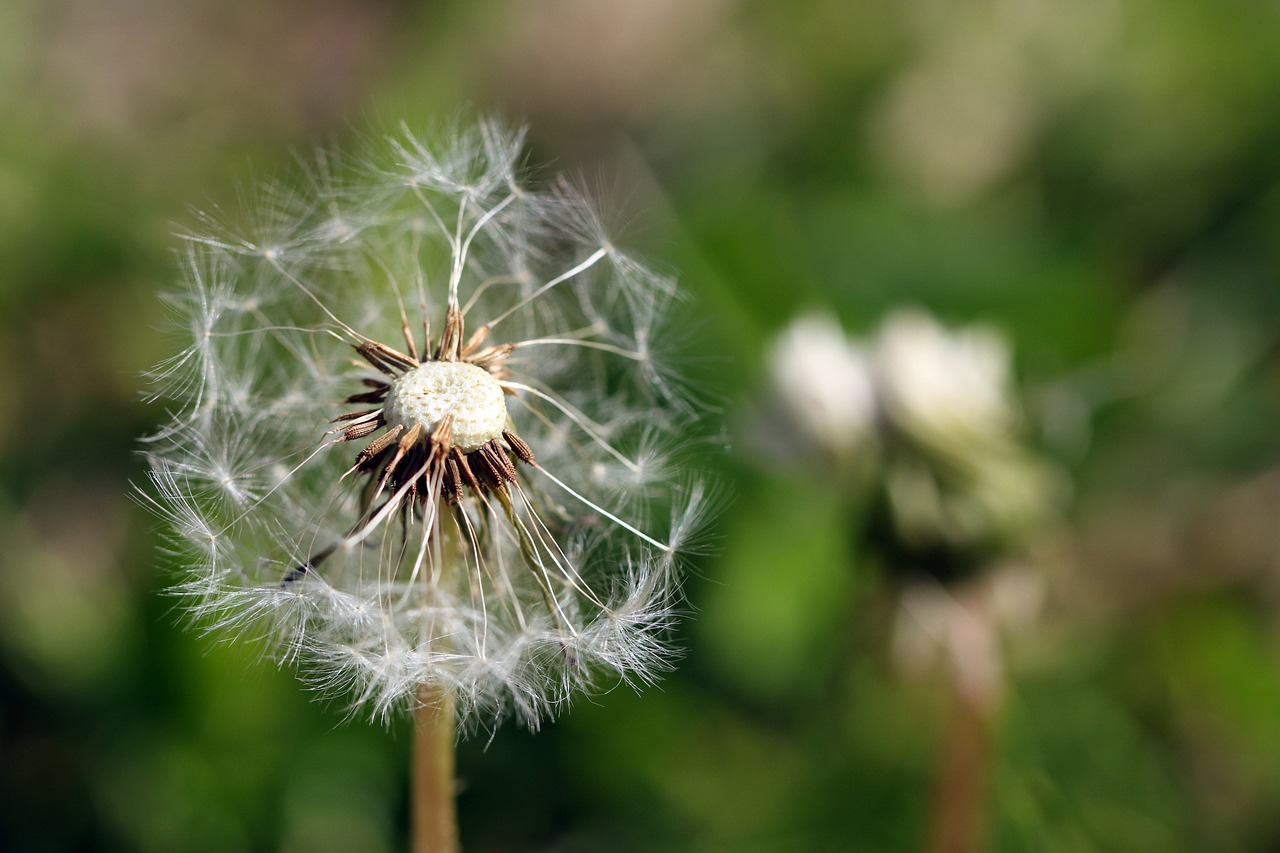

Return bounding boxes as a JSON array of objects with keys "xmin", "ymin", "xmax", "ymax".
[{"xmin": 5, "ymin": 0, "xmax": 1280, "ymax": 850}]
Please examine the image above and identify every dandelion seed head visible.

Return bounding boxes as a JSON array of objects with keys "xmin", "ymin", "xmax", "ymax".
[{"xmin": 141, "ymin": 117, "xmax": 711, "ymax": 728}]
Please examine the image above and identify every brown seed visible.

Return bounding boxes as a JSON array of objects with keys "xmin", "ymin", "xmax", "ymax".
[
  {"xmin": 452, "ymin": 447, "xmax": 483, "ymax": 494},
  {"xmin": 357, "ymin": 424, "xmax": 404, "ymax": 465},
  {"xmin": 343, "ymin": 419, "xmax": 381, "ymax": 441},
  {"xmin": 435, "ymin": 305, "xmax": 465, "ymax": 362},
  {"xmin": 503, "ymin": 430, "xmax": 535, "ymax": 464},
  {"xmin": 354, "ymin": 342, "xmax": 399, "ymax": 377},
  {"xmin": 345, "ymin": 389, "xmax": 389, "ymax": 404},
  {"xmin": 331, "ymin": 408, "xmax": 380, "ymax": 423},
  {"xmin": 429, "ymin": 414, "xmax": 454, "ymax": 459},
  {"xmin": 468, "ymin": 343, "xmax": 515, "ymax": 369},
  {"xmin": 478, "ymin": 440, "xmax": 517, "ymax": 484},
  {"xmin": 364, "ymin": 339, "xmax": 418, "ymax": 369},
  {"xmin": 443, "ymin": 456, "xmax": 464, "ymax": 504},
  {"xmin": 460, "ymin": 323, "xmax": 491, "ymax": 357},
  {"xmin": 380, "ymin": 423, "xmax": 423, "ymax": 486}
]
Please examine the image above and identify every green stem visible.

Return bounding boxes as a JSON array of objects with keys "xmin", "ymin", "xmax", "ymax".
[{"xmin": 412, "ymin": 684, "xmax": 458, "ymax": 853}]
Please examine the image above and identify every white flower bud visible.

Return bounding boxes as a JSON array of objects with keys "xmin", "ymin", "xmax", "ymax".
[
  {"xmin": 873, "ymin": 310, "xmax": 1013, "ymax": 446},
  {"xmin": 764, "ymin": 313, "xmax": 877, "ymax": 464}
]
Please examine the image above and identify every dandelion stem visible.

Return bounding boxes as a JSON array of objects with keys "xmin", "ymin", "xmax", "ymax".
[
  {"xmin": 412, "ymin": 684, "xmax": 458, "ymax": 853},
  {"xmin": 923, "ymin": 595, "xmax": 1000, "ymax": 853},
  {"xmin": 924, "ymin": 687, "xmax": 991, "ymax": 853}
]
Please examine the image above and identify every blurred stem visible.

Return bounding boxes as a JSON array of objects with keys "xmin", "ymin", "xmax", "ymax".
[
  {"xmin": 924, "ymin": 676, "xmax": 996, "ymax": 853},
  {"xmin": 918, "ymin": 582, "xmax": 1006, "ymax": 853},
  {"xmin": 413, "ymin": 684, "xmax": 458, "ymax": 853}
]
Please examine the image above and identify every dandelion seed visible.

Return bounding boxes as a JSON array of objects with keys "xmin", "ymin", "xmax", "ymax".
[{"xmin": 141, "ymin": 118, "xmax": 709, "ymax": 732}]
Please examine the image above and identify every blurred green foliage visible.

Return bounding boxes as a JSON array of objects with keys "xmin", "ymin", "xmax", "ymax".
[{"xmin": 5, "ymin": 0, "xmax": 1280, "ymax": 850}]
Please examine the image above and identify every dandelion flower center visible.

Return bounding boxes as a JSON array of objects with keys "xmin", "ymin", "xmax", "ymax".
[{"xmin": 383, "ymin": 362, "xmax": 508, "ymax": 453}]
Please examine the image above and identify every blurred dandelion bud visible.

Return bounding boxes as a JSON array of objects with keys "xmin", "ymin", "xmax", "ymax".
[
  {"xmin": 870, "ymin": 311, "xmax": 1062, "ymax": 567},
  {"xmin": 760, "ymin": 308, "xmax": 1064, "ymax": 575},
  {"xmin": 139, "ymin": 118, "xmax": 712, "ymax": 729},
  {"xmin": 757, "ymin": 313, "xmax": 878, "ymax": 470},
  {"xmin": 873, "ymin": 310, "xmax": 1013, "ymax": 453}
]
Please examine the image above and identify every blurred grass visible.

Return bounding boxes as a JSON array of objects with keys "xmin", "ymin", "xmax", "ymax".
[{"xmin": 4, "ymin": 0, "xmax": 1280, "ymax": 850}]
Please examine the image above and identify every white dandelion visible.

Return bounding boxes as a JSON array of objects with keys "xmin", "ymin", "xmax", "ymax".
[{"xmin": 140, "ymin": 119, "xmax": 712, "ymax": 740}]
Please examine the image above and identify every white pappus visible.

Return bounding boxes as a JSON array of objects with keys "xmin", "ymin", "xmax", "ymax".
[{"xmin": 139, "ymin": 118, "xmax": 713, "ymax": 728}]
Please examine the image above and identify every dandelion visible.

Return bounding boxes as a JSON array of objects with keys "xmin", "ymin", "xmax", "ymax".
[
  {"xmin": 761, "ymin": 309, "xmax": 1060, "ymax": 557},
  {"xmin": 140, "ymin": 118, "xmax": 710, "ymax": 850},
  {"xmin": 758, "ymin": 308, "xmax": 1066, "ymax": 853}
]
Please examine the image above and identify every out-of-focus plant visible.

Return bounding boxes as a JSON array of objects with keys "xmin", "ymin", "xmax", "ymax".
[{"xmin": 758, "ymin": 308, "xmax": 1066, "ymax": 853}]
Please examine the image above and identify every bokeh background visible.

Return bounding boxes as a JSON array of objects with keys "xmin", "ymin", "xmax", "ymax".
[{"xmin": 5, "ymin": 0, "xmax": 1280, "ymax": 850}]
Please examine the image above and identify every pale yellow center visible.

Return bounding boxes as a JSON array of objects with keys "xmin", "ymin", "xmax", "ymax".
[{"xmin": 383, "ymin": 362, "xmax": 507, "ymax": 452}]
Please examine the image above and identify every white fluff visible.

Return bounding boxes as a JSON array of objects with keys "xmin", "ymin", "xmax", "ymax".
[{"xmin": 141, "ymin": 118, "xmax": 710, "ymax": 728}]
